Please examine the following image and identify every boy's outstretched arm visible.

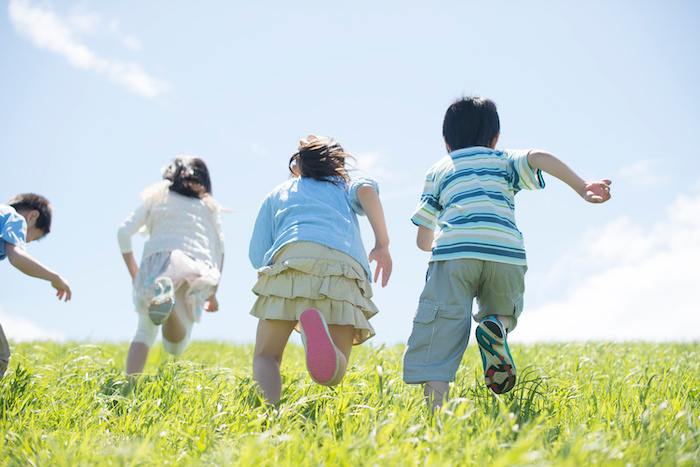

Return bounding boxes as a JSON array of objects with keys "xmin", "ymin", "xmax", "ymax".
[
  {"xmin": 527, "ymin": 150, "xmax": 612, "ymax": 203},
  {"xmin": 5, "ymin": 243, "xmax": 72, "ymax": 301},
  {"xmin": 357, "ymin": 184, "xmax": 392, "ymax": 287}
]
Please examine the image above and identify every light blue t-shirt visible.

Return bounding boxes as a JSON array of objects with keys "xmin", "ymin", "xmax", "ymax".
[
  {"xmin": 0, "ymin": 204, "xmax": 27, "ymax": 261},
  {"xmin": 249, "ymin": 176, "xmax": 379, "ymax": 280}
]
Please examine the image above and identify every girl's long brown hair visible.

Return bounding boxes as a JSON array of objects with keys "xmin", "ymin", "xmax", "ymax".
[{"xmin": 288, "ymin": 136, "xmax": 353, "ymax": 184}]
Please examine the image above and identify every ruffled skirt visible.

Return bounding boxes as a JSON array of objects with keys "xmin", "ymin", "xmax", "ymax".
[
  {"xmin": 133, "ymin": 250, "xmax": 220, "ymax": 323},
  {"xmin": 250, "ymin": 242, "xmax": 378, "ymax": 345}
]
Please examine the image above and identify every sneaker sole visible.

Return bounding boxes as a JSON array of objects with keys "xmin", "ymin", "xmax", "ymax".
[
  {"xmin": 149, "ymin": 278, "xmax": 175, "ymax": 325},
  {"xmin": 299, "ymin": 308, "xmax": 339, "ymax": 385},
  {"xmin": 476, "ymin": 320, "xmax": 516, "ymax": 394}
]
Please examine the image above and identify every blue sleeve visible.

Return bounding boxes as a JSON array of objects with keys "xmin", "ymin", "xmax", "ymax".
[
  {"xmin": 0, "ymin": 210, "xmax": 27, "ymax": 248},
  {"xmin": 348, "ymin": 176, "xmax": 380, "ymax": 216},
  {"xmin": 411, "ymin": 167, "xmax": 440, "ymax": 230},
  {"xmin": 506, "ymin": 149, "xmax": 545, "ymax": 193},
  {"xmin": 248, "ymin": 196, "xmax": 275, "ymax": 269}
]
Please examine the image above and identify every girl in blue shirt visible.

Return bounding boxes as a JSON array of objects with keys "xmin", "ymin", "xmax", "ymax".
[{"xmin": 249, "ymin": 135, "xmax": 392, "ymax": 404}]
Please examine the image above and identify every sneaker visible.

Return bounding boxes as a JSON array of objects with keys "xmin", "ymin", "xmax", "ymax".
[
  {"xmin": 148, "ymin": 277, "xmax": 175, "ymax": 325},
  {"xmin": 476, "ymin": 316, "xmax": 516, "ymax": 394},
  {"xmin": 298, "ymin": 308, "xmax": 340, "ymax": 385}
]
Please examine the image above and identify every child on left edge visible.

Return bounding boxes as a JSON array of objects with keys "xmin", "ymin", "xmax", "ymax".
[
  {"xmin": 0, "ymin": 193, "xmax": 72, "ymax": 379},
  {"xmin": 118, "ymin": 155, "xmax": 225, "ymax": 377}
]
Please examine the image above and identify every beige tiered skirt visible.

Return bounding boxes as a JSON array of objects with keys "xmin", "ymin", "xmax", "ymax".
[{"xmin": 250, "ymin": 242, "xmax": 378, "ymax": 345}]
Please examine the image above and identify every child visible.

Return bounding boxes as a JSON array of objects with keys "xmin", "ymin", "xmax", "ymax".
[
  {"xmin": 249, "ymin": 135, "xmax": 392, "ymax": 404},
  {"xmin": 0, "ymin": 193, "xmax": 71, "ymax": 378},
  {"xmin": 118, "ymin": 155, "xmax": 225, "ymax": 377},
  {"xmin": 403, "ymin": 97, "xmax": 612, "ymax": 410}
]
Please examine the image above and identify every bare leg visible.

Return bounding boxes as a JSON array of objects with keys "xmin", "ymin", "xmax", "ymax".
[
  {"xmin": 162, "ymin": 286, "xmax": 187, "ymax": 343},
  {"xmin": 423, "ymin": 380, "xmax": 450, "ymax": 412},
  {"xmin": 253, "ymin": 319, "xmax": 296, "ymax": 404},
  {"xmin": 126, "ymin": 341, "xmax": 149, "ymax": 378},
  {"xmin": 496, "ymin": 315, "xmax": 511, "ymax": 331},
  {"xmin": 325, "ymin": 324, "xmax": 354, "ymax": 387}
]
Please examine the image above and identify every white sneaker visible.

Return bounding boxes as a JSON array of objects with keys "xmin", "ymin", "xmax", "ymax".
[{"xmin": 148, "ymin": 277, "xmax": 175, "ymax": 325}]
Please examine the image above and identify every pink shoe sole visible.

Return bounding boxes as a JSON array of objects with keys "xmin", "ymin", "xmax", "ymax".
[{"xmin": 299, "ymin": 308, "xmax": 339, "ymax": 385}]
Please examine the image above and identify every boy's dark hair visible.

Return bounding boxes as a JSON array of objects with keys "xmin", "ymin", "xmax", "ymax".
[
  {"xmin": 442, "ymin": 97, "xmax": 500, "ymax": 151},
  {"xmin": 7, "ymin": 193, "xmax": 53, "ymax": 235},
  {"xmin": 163, "ymin": 155, "xmax": 212, "ymax": 198},
  {"xmin": 288, "ymin": 136, "xmax": 353, "ymax": 184}
]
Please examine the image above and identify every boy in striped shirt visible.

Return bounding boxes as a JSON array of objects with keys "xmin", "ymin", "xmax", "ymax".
[{"xmin": 403, "ymin": 97, "xmax": 611, "ymax": 409}]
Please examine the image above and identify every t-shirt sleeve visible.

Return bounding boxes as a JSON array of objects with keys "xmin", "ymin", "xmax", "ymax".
[
  {"xmin": 348, "ymin": 176, "xmax": 380, "ymax": 216},
  {"xmin": 410, "ymin": 169, "xmax": 441, "ymax": 230},
  {"xmin": 0, "ymin": 210, "xmax": 27, "ymax": 251},
  {"xmin": 507, "ymin": 149, "xmax": 546, "ymax": 193},
  {"xmin": 117, "ymin": 204, "xmax": 148, "ymax": 253}
]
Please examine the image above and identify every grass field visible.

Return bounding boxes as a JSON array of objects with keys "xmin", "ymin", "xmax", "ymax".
[{"xmin": 1, "ymin": 341, "xmax": 699, "ymax": 466}]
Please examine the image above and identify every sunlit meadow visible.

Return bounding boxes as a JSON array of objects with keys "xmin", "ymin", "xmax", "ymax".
[{"xmin": 1, "ymin": 341, "xmax": 699, "ymax": 466}]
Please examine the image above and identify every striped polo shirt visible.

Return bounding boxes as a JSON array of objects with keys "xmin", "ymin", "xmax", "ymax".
[{"xmin": 411, "ymin": 146, "xmax": 545, "ymax": 265}]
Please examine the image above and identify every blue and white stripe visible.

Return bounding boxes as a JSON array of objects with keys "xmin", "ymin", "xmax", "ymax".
[{"xmin": 411, "ymin": 147, "xmax": 544, "ymax": 265}]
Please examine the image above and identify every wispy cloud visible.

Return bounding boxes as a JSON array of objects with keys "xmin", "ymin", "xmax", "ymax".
[
  {"xmin": 0, "ymin": 309, "xmax": 64, "ymax": 342},
  {"xmin": 512, "ymin": 189, "xmax": 700, "ymax": 343},
  {"xmin": 352, "ymin": 151, "xmax": 397, "ymax": 181},
  {"xmin": 8, "ymin": 0, "xmax": 167, "ymax": 98},
  {"xmin": 618, "ymin": 158, "xmax": 668, "ymax": 187}
]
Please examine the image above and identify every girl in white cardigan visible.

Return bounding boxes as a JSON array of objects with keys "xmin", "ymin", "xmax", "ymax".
[{"xmin": 118, "ymin": 155, "xmax": 225, "ymax": 377}]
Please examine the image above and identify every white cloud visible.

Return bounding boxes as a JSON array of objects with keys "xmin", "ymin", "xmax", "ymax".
[
  {"xmin": 249, "ymin": 141, "xmax": 268, "ymax": 156},
  {"xmin": 618, "ymin": 158, "xmax": 668, "ymax": 187},
  {"xmin": 512, "ymin": 190, "xmax": 700, "ymax": 343},
  {"xmin": 0, "ymin": 309, "xmax": 64, "ymax": 342},
  {"xmin": 123, "ymin": 35, "xmax": 142, "ymax": 51},
  {"xmin": 8, "ymin": 0, "xmax": 167, "ymax": 98},
  {"xmin": 352, "ymin": 151, "xmax": 396, "ymax": 181}
]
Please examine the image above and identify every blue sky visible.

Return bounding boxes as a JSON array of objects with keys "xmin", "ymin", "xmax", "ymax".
[{"xmin": 2, "ymin": 0, "xmax": 699, "ymax": 347}]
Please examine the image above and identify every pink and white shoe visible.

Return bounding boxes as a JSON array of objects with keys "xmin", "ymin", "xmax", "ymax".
[{"xmin": 299, "ymin": 308, "xmax": 340, "ymax": 385}]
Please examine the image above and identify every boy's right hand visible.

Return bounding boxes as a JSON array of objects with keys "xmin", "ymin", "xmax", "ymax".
[
  {"xmin": 583, "ymin": 179, "xmax": 612, "ymax": 203},
  {"xmin": 51, "ymin": 276, "xmax": 72, "ymax": 301}
]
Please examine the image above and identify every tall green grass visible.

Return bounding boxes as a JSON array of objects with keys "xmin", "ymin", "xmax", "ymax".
[{"xmin": 1, "ymin": 341, "xmax": 698, "ymax": 466}]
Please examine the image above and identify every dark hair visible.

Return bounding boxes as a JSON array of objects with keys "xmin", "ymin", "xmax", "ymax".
[
  {"xmin": 7, "ymin": 193, "xmax": 53, "ymax": 235},
  {"xmin": 288, "ymin": 136, "xmax": 353, "ymax": 184},
  {"xmin": 162, "ymin": 155, "xmax": 212, "ymax": 198},
  {"xmin": 442, "ymin": 97, "xmax": 500, "ymax": 151}
]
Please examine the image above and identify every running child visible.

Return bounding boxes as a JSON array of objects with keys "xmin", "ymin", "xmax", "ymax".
[
  {"xmin": 249, "ymin": 135, "xmax": 392, "ymax": 404},
  {"xmin": 1, "ymin": 193, "xmax": 71, "ymax": 378},
  {"xmin": 403, "ymin": 97, "xmax": 612, "ymax": 410},
  {"xmin": 118, "ymin": 155, "xmax": 225, "ymax": 376}
]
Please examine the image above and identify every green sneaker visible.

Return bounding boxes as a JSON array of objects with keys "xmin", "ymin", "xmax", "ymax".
[{"xmin": 476, "ymin": 316, "xmax": 516, "ymax": 394}]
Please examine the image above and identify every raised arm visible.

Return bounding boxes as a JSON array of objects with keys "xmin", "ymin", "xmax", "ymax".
[
  {"xmin": 5, "ymin": 242, "xmax": 71, "ymax": 301},
  {"xmin": 356, "ymin": 184, "xmax": 392, "ymax": 287},
  {"xmin": 527, "ymin": 150, "xmax": 611, "ymax": 203}
]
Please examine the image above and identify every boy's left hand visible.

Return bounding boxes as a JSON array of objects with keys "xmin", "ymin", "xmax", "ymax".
[{"xmin": 584, "ymin": 179, "xmax": 612, "ymax": 203}]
